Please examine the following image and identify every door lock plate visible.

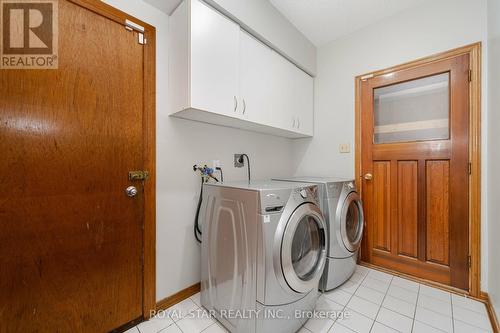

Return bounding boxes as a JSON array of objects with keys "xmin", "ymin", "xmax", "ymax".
[{"xmin": 129, "ymin": 170, "xmax": 149, "ymax": 181}]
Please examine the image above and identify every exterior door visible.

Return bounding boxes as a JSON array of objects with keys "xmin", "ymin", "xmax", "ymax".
[
  {"xmin": 0, "ymin": 1, "xmax": 151, "ymax": 331},
  {"xmin": 359, "ymin": 54, "xmax": 470, "ymax": 290}
]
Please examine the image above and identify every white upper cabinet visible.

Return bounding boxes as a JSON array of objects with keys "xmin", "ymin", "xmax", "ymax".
[
  {"xmin": 238, "ymin": 30, "xmax": 276, "ymax": 125},
  {"xmin": 190, "ymin": 0, "xmax": 239, "ymax": 116},
  {"xmin": 169, "ymin": 0, "xmax": 314, "ymax": 138},
  {"xmin": 292, "ymin": 67, "xmax": 314, "ymax": 136},
  {"xmin": 271, "ymin": 49, "xmax": 314, "ymax": 136}
]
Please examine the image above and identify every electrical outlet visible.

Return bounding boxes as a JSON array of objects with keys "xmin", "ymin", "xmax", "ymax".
[
  {"xmin": 234, "ymin": 154, "xmax": 244, "ymax": 168},
  {"xmin": 212, "ymin": 160, "xmax": 221, "ymax": 168},
  {"xmin": 339, "ymin": 143, "xmax": 351, "ymax": 153}
]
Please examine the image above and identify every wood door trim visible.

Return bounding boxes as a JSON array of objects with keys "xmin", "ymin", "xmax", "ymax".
[
  {"xmin": 480, "ymin": 292, "xmax": 500, "ymax": 333},
  {"xmin": 66, "ymin": 0, "xmax": 157, "ymax": 318},
  {"xmin": 355, "ymin": 42, "xmax": 482, "ymax": 297},
  {"xmin": 156, "ymin": 283, "xmax": 201, "ymax": 313}
]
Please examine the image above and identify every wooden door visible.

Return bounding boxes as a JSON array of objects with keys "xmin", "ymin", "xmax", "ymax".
[
  {"xmin": 0, "ymin": 1, "xmax": 151, "ymax": 331},
  {"xmin": 359, "ymin": 54, "xmax": 470, "ymax": 290}
]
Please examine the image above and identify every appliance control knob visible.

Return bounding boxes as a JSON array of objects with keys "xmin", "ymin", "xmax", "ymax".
[{"xmin": 299, "ymin": 189, "xmax": 308, "ymax": 198}]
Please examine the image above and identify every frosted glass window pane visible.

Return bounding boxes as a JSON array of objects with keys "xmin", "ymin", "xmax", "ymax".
[{"xmin": 374, "ymin": 72, "xmax": 450, "ymax": 144}]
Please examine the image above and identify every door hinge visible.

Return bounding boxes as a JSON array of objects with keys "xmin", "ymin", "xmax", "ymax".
[
  {"xmin": 468, "ymin": 162, "xmax": 472, "ymax": 175},
  {"xmin": 468, "ymin": 69, "xmax": 472, "ymax": 82},
  {"xmin": 138, "ymin": 33, "xmax": 147, "ymax": 45},
  {"xmin": 129, "ymin": 170, "xmax": 149, "ymax": 181}
]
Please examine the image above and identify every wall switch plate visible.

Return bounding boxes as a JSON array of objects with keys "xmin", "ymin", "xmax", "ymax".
[
  {"xmin": 234, "ymin": 154, "xmax": 244, "ymax": 168},
  {"xmin": 339, "ymin": 143, "xmax": 351, "ymax": 153}
]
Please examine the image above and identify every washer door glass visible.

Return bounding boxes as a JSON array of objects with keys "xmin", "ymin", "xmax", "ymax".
[
  {"xmin": 281, "ymin": 203, "xmax": 327, "ymax": 293},
  {"xmin": 291, "ymin": 215, "xmax": 322, "ymax": 280},
  {"xmin": 341, "ymin": 192, "xmax": 364, "ymax": 252}
]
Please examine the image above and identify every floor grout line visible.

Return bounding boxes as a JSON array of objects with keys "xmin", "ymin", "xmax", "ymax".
[
  {"xmin": 450, "ymin": 295, "xmax": 455, "ymax": 333},
  {"xmin": 368, "ymin": 274, "xmax": 393, "ymax": 333},
  {"xmin": 141, "ymin": 267, "xmax": 491, "ymax": 333},
  {"xmin": 329, "ymin": 269, "xmax": 370, "ymax": 332},
  {"xmin": 173, "ymin": 321, "xmax": 184, "ymax": 333},
  {"xmin": 450, "ymin": 291, "xmax": 456, "ymax": 333},
  {"xmin": 410, "ymin": 283, "xmax": 421, "ymax": 333}
]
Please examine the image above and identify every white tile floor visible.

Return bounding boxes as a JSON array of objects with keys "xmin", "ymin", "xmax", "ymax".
[{"xmin": 127, "ymin": 265, "xmax": 493, "ymax": 333}]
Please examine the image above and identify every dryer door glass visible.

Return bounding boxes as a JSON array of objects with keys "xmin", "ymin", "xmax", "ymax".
[
  {"xmin": 346, "ymin": 201, "xmax": 361, "ymax": 243},
  {"xmin": 281, "ymin": 203, "xmax": 327, "ymax": 293},
  {"xmin": 340, "ymin": 192, "xmax": 364, "ymax": 252},
  {"xmin": 291, "ymin": 215, "xmax": 322, "ymax": 280}
]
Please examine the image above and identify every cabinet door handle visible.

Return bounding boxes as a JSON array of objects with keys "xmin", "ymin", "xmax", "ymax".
[
  {"xmin": 297, "ymin": 117, "xmax": 300, "ymax": 129},
  {"xmin": 292, "ymin": 117, "xmax": 296, "ymax": 128},
  {"xmin": 242, "ymin": 99, "xmax": 246, "ymax": 115},
  {"xmin": 233, "ymin": 96, "xmax": 238, "ymax": 112}
]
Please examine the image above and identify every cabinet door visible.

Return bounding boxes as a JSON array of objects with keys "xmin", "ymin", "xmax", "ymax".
[
  {"xmin": 293, "ymin": 69, "xmax": 314, "ymax": 135},
  {"xmin": 272, "ymin": 52, "xmax": 314, "ymax": 134},
  {"xmin": 239, "ymin": 30, "xmax": 276, "ymax": 124},
  {"xmin": 272, "ymin": 51, "xmax": 296, "ymax": 131},
  {"xmin": 190, "ymin": 0, "xmax": 240, "ymax": 116}
]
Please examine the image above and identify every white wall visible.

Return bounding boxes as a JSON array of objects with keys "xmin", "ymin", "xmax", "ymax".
[
  {"xmin": 292, "ymin": 0, "xmax": 490, "ymax": 289},
  {"xmin": 102, "ymin": 0, "xmax": 495, "ymax": 304},
  {"xmin": 488, "ymin": 0, "xmax": 500, "ymax": 317},
  {"xmin": 205, "ymin": 0, "xmax": 317, "ymax": 75},
  {"xmin": 103, "ymin": 0, "xmax": 295, "ymax": 301}
]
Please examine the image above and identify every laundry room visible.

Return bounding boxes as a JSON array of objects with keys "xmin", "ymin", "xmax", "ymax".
[{"xmin": 1, "ymin": 0, "xmax": 499, "ymax": 332}]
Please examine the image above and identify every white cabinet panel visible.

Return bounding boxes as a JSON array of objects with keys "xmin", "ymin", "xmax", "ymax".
[
  {"xmin": 190, "ymin": 0, "xmax": 239, "ymax": 116},
  {"xmin": 239, "ymin": 30, "xmax": 276, "ymax": 124},
  {"xmin": 272, "ymin": 50, "xmax": 295, "ymax": 131},
  {"xmin": 271, "ymin": 51, "xmax": 314, "ymax": 135},
  {"xmin": 293, "ymin": 69, "xmax": 314, "ymax": 136},
  {"xmin": 169, "ymin": 0, "xmax": 314, "ymax": 138}
]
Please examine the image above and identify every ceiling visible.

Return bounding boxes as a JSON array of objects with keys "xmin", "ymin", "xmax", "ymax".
[
  {"xmin": 144, "ymin": 0, "xmax": 431, "ymax": 47},
  {"xmin": 269, "ymin": 0, "xmax": 431, "ymax": 46},
  {"xmin": 144, "ymin": 0, "xmax": 182, "ymax": 15}
]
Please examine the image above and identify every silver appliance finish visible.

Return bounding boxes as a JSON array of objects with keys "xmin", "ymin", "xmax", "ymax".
[
  {"xmin": 200, "ymin": 181, "xmax": 327, "ymax": 333},
  {"xmin": 273, "ymin": 177, "xmax": 365, "ymax": 291}
]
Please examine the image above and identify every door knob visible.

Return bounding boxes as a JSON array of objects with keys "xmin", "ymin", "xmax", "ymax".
[
  {"xmin": 364, "ymin": 173, "xmax": 373, "ymax": 180},
  {"xmin": 125, "ymin": 186, "xmax": 138, "ymax": 197}
]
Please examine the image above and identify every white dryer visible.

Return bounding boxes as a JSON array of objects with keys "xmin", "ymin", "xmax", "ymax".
[
  {"xmin": 274, "ymin": 177, "xmax": 365, "ymax": 291},
  {"xmin": 200, "ymin": 181, "xmax": 327, "ymax": 333}
]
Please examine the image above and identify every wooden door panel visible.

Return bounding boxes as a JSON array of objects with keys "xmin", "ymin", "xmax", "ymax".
[
  {"xmin": 360, "ymin": 54, "xmax": 470, "ymax": 290},
  {"xmin": 397, "ymin": 161, "xmax": 418, "ymax": 258},
  {"xmin": 0, "ymin": 1, "xmax": 145, "ymax": 331},
  {"xmin": 426, "ymin": 161, "xmax": 450, "ymax": 266},
  {"xmin": 372, "ymin": 141, "xmax": 451, "ymax": 160},
  {"xmin": 372, "ymin": 250, "xmax": 450, "ymax": 284},
  {"xmin": 373, "ymin": 161, "xmax": 391, "ymax": 252}
]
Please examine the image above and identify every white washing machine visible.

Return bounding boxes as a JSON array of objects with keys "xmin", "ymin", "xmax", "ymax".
[
  {"xmin": 274, "ymin": 177, "xmax": 364, "ymax": 291},
  {"xmin": 200, "ymin": 181, "xmax": 327, "ymax": 333}
]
